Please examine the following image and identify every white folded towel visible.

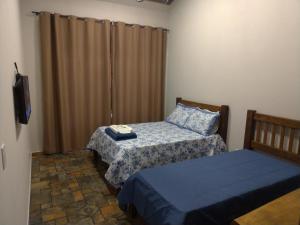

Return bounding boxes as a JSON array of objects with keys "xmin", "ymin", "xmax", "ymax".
[{"xmin": 109, "ymin": 125, "xmax": 133, "ymax": 134}]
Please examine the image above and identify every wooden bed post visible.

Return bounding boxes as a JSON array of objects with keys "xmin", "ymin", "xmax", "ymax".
[
  {"xmin": 219, "ymin": 105, "xmax": 229, "ymax": 143},
  {"xmin": 244, "ymin": 110, "xmax": 256, "ymax": 149},
  {"xmin": 128, "ymin": 204, "xmax": 138, "ymax": 218},
  {"xmin": 176, "ymin": 97, "xmax": 182, "ymax": 105},
  {"xmin": 93, "ymin": 150, "xmax": 99, "ymax": 164}
]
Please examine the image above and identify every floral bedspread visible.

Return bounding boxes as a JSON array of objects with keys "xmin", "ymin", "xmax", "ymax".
[{"xmin": 86, "ymin": 121, "xmax": 226, "ymax": 187}]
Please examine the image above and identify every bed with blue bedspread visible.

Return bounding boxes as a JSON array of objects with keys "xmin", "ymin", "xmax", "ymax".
[
  {"xmin": 118, "ymin": 150, "xmax": 300, "ymax": 225},
  {"xmin": 86, "ymin": 121, "xmax": 226, "ymax": 187}
]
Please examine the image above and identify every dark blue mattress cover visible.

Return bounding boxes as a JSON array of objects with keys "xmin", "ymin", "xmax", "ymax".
[{"xmin": 118, "ymin": 149, "xmax": 300, "ymax": 225}]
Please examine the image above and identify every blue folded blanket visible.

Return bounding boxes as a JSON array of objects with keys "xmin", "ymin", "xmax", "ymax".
[{"xmin": 105, "ymin": 128, "xmax": 137, "ymax": 141}]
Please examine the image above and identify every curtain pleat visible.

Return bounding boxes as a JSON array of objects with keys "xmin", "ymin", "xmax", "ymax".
[
  {"xmin": 111, "ymin": 22, "xmax": 167, "ymax": 124},
  {"xmin": 40, "ymin": 12, "xmax": 111, "ymax": 153}
]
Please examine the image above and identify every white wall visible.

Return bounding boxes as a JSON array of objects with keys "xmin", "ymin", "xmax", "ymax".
[
  {"xmin": 0, "ymin": 0, "xmax": 33, "ymax": 224},
  {"xmin": 166, "ymin": 0, "xmax": 300, "ymax": 149},
  {"xmin": 20, "ymin": 0, "xmax": 170, "ymax": 152},
  {"xmin": 21, "ymin": 0, "xmax": 300, "ymax": 151}
]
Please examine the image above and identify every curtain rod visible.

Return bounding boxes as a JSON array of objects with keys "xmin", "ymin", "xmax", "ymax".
[
  {"xmin": 32, "ymin": 11, "xmax": 40, "ymax": 15},
  {"xmin": 31, "ymin": 11, "xmax": 169, "ymax": 32}
]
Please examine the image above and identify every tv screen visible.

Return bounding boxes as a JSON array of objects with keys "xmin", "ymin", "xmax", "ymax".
[{"xmin": 13, "ymin": 75, "xmax": 31, "ymax": 124}]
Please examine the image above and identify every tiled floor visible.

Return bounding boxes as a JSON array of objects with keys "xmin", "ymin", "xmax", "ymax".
[{"xmin": 29, "ymin": 151, "xmax": 134, "ymax": 225}]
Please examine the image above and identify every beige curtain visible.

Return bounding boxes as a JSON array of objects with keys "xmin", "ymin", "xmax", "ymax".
[
  {"xmin": 111, "ymin": 22, "xmax": 167, "ymax": 124},
  {"xmin": 39, "ymin": 12, "xmax": 111, "ymax": 154}
]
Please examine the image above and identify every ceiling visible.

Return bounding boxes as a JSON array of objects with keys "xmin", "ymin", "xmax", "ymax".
[
  {"xmin": 144, "ymin": 0, "xmax": 174, "ymax": 5},
  {"xmin": 100, "ymin": 0, "xmax": 172, "ymax": 10}
]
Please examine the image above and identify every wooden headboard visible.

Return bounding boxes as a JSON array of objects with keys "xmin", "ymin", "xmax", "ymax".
[
  {"xmin": 244, "ymin": 110, "xmax": 300, "ymax": 164},
  {"xmin": 176, "ymin": 97, "xmax": 229, "ymax": 143}
]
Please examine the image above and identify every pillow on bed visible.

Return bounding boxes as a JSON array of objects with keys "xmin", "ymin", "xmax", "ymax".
[
  {"xmin": 184, "ymin": 108, "xmax": 220, "ymax": 135},
  {"xmin": 166, "ymin": 103, "xmax": 195, "ymax": 127}
]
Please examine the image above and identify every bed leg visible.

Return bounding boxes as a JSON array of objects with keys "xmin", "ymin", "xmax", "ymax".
[
  {"xmin": 93, "ymin": 150, "xmax": 99, "ymax": 164},
  {"xmin": 92, "ymin": 151, "xmax": 120, "ymax": 195},
  {"xmin": 128, "ymin": 204, "xmax": 138, "ymax": 218}
]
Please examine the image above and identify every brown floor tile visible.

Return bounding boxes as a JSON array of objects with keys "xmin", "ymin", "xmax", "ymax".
[
  {"xmin": 73, "ymin": 191, "xmax": 84, "ymax": 201},
  {"xmin": 101, "ymin": 203, "xmax": 123, "ymax": 219},
  {"xmin": 55, "ymin": 217, "xmax": 68, "ymax": 225},
  {"xmin": 31, "ymin": 181, "xmax": 50, "ymax": 190},
  {"xmin": 42, "ymin": 206, "xmax": 66, "ymax": 222},
  {"xmin": 29, "ymin": 151, "xmax": 135, "ymax": 225}
]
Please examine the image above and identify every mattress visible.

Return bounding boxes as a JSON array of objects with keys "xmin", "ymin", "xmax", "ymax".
[
  {"xmin": 118, "ymin": 149, "xmax": 300, "ymax": 225},
  {"xmin": 86, "ymin": 121, "xmax": 226, "ymax": 186}
]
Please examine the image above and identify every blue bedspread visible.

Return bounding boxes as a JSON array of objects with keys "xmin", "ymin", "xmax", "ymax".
[
  {"xmin": 87, "ymin": 121, "xmax": 226, "ymax": 186},
  {"xmin": 118, "ymin": 150, "xmax": 300, "ymax": 225}
]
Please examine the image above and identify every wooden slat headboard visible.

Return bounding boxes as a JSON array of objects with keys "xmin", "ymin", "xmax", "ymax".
[
  {"xmin": 176, "ymin": 97, "xmax": 229, "ymax": 143},
  {"xmin": 244, "ymin": 110, "xmax": 300, "ymax": 164}
]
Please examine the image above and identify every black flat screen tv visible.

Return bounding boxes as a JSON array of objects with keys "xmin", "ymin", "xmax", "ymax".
[{"xmin": 13, "ymin": 63, "xmax": 31, "ymax": 124}]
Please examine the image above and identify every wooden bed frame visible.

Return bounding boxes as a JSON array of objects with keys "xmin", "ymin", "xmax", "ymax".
[
  {"xmin": 176, "ymin": 97, "xmax": 229, "ymax": 143},
  {"xmin": 127, "ymin": 110, "xmax": 300, "ymax": 224},
  {"xmin": 94, "ymin": 97, "xmax": 229, "ymax": 194},
  {"xmin": 244, "ymin": 110, "xmax": 300, "ymax": 164}
]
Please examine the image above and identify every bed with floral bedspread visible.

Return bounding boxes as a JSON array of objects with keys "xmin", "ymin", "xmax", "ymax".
[{"xmin": 86, "ymin": 121, "xmax": 226, "ymax": 187}]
